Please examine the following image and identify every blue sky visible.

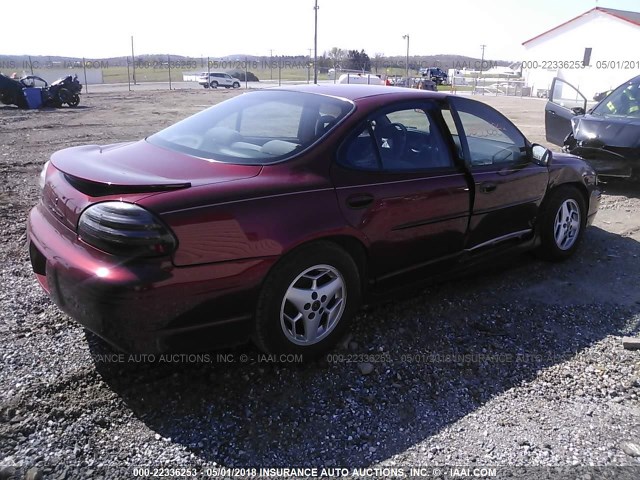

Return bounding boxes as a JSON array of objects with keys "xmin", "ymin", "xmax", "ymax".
[{"xmin": 1, "ymin": 0, "xmax": 639, "ymax": 60}]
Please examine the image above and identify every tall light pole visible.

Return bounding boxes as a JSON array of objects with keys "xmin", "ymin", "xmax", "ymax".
[
  {"xmin": 479, "ymin": 44, "xmax": 487, "ymax": 95},
  {"xmin": 402, "ymin": 34, "xmax": 410, "ymax": 84},
  {"xmin": 313, "ymin": 0, "xmax": 319, "ymax": 84}
]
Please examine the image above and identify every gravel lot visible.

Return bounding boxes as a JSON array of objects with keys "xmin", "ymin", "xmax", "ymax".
[{"xmin": 1, "ymin": 88, "xmax": 640, "ymax": 479}]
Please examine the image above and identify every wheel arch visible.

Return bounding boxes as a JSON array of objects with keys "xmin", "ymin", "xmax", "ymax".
[
  {"xmin": 546, "ymin": 181, "xmax": 590, "ymax": 219},
  {"xmin": 266, "ymin": 235, "xmax": 370, "ymax": 293}
]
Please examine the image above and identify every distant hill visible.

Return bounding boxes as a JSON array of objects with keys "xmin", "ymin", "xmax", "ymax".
[{"xmin": 1, "ymin": 53, "xmax": 513, "ymax": 72}]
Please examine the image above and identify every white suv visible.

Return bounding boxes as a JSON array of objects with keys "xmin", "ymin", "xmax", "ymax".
[{"xmin": 198, "ymin": 72, "xmax": 241, "ymax": 89}]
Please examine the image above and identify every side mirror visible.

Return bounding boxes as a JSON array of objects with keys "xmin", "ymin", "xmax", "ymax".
[
  {"xmin": 531, "ymin": 144, "xmax": 552, "ymax": 166},
  {"xmin": 571, "ymin": 106, "xmax": 585, "ymax": 116}
]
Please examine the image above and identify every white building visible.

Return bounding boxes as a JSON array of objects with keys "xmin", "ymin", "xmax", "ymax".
[{"xmin": 522, "ymin": 7, "xmax": 640, "ymax": 99}]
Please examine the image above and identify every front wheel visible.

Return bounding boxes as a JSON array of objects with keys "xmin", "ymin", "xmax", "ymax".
[
  {"xmin": 57, "ymin": 88, "xmax": 71, "ymax": 106},
  {"xmin": 536, "ymin": 186, "xmax": 586, "ymax": 261},
  {"xmin": 233, "ymin": 82, "xmax": 240, "ymax": 89},
  {"xmin": 253, "ymin": 242, "xmax": 361, "ymax": 358}
]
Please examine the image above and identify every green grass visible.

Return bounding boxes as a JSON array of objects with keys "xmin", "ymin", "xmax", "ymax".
[{"xmin": 98, "ymin": 66, "xmax": 318, "ymax": 84}]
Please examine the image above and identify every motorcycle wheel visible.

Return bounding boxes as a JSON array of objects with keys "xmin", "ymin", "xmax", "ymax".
[{"xmin": 68, "ymin": 94, "xmax": 80, "ymax": 108}]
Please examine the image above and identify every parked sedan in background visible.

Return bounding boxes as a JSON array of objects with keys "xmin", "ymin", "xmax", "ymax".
[
  {"xmin": 545, "ymin": 75, "xmax": 640, "ymax": 180},
  {"xmin": 28, "ymin": 85, "xmax": 600, "ymax": 357}
]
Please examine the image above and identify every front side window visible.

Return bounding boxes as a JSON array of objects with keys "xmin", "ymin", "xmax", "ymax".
[
  {"xmin": 338, "ymin": 104, "xmax": 453, "ymax": 172},
  {"xmin": 147, "ymin": 91, "xmax": 353, "ymax": 164},
  {"xmin": 449, "ymin": 98, "xmax": 527, "ymax": 167},
  {"xmin": 550, "ymin": 78, "xmax": 586, "ymax": 111},
  {"xmin": 592, "ymin": 77, "xmax": 640, "ymax": 117}
]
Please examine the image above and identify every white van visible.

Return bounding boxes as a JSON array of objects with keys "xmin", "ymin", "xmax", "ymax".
[{"xmin": 337, "ymin": 73, "xmax": 384, "ymax": 85}]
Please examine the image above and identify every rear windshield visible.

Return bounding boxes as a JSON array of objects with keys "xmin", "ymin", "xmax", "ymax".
[{"xmin": 147, "ymin": 90, "xmax": 353, "ymax": 164}]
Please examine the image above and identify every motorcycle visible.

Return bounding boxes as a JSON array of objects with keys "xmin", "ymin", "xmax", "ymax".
[{"xmin": 46, "ymin": 74, "xmax": 83, "ymax": 107}]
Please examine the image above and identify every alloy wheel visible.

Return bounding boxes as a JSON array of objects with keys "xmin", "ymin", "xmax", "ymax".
[{"xmin": 280, "ymin": 264, "xmax": 346, "ymax": 345}]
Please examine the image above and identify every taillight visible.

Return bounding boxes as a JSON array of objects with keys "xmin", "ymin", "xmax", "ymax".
[{"xmin": 78, "ymin": 202, "xmax": 176, "ymax": 257}]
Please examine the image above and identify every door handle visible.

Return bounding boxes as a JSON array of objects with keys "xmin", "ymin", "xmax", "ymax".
[
  {"xmin": 479, "ymin": 182, "xmax": 497, "ymax": 193},
  {"xmin": 346, "ymin": 193, "xmax": 374, "ymax": 209},
  {"xmin": 546, "ymin": 110, "xmax": 557, "ymax": 116}
]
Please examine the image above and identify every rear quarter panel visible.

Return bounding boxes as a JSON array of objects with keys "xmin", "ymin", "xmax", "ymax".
[{"xmin": 139, "ymin": 158, "xmax": 368, "ymax": 267}]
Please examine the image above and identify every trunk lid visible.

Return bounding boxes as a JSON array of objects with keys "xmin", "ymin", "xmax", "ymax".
[{"xmin": 50, "ymin": 140, "xmax": 262, "ymax": 194}]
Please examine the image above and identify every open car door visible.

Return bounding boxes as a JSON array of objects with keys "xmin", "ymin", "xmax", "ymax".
[{"xmin": 545, "ymin": 77, "xmax": 587, "ymax": 146}]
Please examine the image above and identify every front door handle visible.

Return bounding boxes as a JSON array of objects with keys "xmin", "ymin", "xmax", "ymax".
[
  {"xmin": 480, "ymin": 182, "xmax": 497, "ymax": 193},
  {"xmin": 346, "ymin": 193, "xmax": 374, "ymax": 209}
]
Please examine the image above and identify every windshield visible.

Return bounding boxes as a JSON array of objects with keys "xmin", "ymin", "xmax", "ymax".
[
  {"xmin": 147, "ymin": 90, "xmax": 353, "ymax": 164},
  {"xmin": 592, "ymin": 77, "xmax": 640, "ymax": 118}
]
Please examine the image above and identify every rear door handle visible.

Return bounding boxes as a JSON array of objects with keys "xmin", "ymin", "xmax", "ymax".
[
  {"xmin": 546, "ymin": 110, "xmax": 557, "ymax": 116},
  {"xmin": 346, "ymin": 193, "xmax": 374, "ymax": 209},
  {"xmin": 480, "ymin": 182, "xmax": 497, "ymax": 193}
]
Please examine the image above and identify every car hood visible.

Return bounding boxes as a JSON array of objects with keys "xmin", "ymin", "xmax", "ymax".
[
  {"xmin": 50, "ymin": 140, "xmax": 261, "ymax": 192},
  {"xmin": 572, "ymin": 114, "xmax": 640, "ymax": 149}
]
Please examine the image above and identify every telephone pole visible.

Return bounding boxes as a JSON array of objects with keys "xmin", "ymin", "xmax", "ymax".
[
  {"xmin": 402, "ymin": 34, "xmax": 410, "ymax": 83},
  {"xmin": 313, "ymin": 0, "xmax": 319, "ymax": 84}
]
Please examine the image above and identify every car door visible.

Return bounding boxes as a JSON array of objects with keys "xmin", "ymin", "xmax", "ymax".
[
  {"xmin": 545, "ymin": 77, "xmax": 587, "ymax": 146},
  {"xmin": 221, "ymin": 74, "xmax": 233, "ymax": 87},
  {"xmin": 446, "ymin": 97, "xmax": 549, "ymax": 250},
  {"xmin": 332, "ymin": 101, "xmax": 471, "ymax": 281}
]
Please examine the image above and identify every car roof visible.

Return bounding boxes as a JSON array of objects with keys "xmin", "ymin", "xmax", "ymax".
[{"xmin": 272, "ymin": 84, "xmax": 449, "ymax": 102}]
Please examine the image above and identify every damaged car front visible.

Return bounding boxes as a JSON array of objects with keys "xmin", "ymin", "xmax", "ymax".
[{"xmin": 545, "ymin": 75, "xmax": 640, "ymax": 179}]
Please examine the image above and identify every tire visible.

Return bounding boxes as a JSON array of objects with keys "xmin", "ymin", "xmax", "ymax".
[
  {"xmin": 68, "ymin": 94, "xmax": 80, "ymax": 108},
  {"xmin": 233, "ymin": 82, "xmax": 240, "ymax": 89},
  {"xmin": 253, "ymin": 242, "xmax": 361, "ymax": 358},
  {"xmin": 203, "ymin": 84, "xmax": 209, "ymax": 89},
  {"xmin": 536, "ymin": 185, "xmax": 586, "ymax": 261},
  {"xmin": 57, "ymin": 88, "xmax": 71, "ymax": 106},
  {"xmin": 209, "ymin": 81, "xmax": 218, "ymax": 88}
]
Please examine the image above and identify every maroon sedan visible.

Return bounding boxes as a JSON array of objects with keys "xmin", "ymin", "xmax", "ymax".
[{"xmin": 27, "ymin": 85, "xmax": 601, "ymax": 356}]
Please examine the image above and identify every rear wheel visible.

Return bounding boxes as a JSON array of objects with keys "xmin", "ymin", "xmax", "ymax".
[
  {"xmin": 253, "ymin": 242, "xmax": 361, "ymax": 358},
  {"xmin": 68, "ymin": 94, "xmax": 80, "ymax": 107},
  {"xmin": 209, "ymin": 81, "xmax": 218, "ymax": 88},
  {"xmin": 536, "ymin": 186, "xmax": 586, "ymax": 261}
]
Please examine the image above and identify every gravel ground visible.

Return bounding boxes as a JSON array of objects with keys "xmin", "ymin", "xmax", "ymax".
[{"xmin": 1, "ymin": 89, "xmax": 640, "ymax": 479}]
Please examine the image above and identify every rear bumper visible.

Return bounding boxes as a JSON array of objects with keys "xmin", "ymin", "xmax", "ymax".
[{"xmin": 27, "ymin": 203, "xmax": 276, "ymax": 353}]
